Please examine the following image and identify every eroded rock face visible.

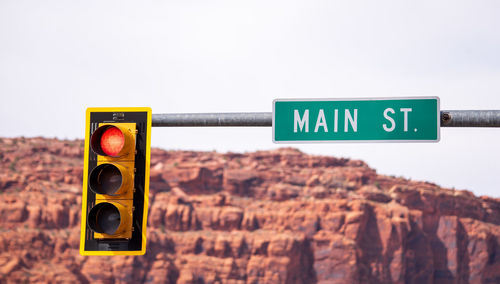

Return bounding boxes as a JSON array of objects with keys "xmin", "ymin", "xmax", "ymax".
[{"xmin": 1, "ymin": 137, "xmax": 500, "ymax": 283}]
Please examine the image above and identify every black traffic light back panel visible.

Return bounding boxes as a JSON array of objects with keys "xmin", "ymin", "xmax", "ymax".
[{"xmin": 81, "ymin": 110, "xmax": 150, "ymax": 255}]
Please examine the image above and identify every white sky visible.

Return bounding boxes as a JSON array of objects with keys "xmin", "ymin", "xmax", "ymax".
[{"xmin": 1, "ymin": 1, "xmax": 499, "ymax": 197}]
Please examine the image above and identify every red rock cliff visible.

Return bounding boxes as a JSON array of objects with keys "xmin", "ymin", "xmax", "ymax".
[{"xmin": 0, "ymin": 137, "xmax": 500, "ymax": 283}]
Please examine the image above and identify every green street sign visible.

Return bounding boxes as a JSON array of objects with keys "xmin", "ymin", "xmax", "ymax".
[{"xmin": 273, "ymin": 97, "xmax": 440, "ymax": 143}]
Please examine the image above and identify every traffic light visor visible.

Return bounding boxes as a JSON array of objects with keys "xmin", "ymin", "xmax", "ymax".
[{"xmin": 91, "ymin": 125, "xmax": 126, "ymax": 157}]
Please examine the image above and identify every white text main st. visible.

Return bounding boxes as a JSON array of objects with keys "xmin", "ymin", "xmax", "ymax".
[{"xmin": 293, "ymin": 108, "xmax": 414, "ymax": 133}]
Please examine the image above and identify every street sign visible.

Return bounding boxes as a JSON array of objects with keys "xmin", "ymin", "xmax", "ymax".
[{"xmin": 273, "ymin": 97, "xmax": 440, "ymax": 143}]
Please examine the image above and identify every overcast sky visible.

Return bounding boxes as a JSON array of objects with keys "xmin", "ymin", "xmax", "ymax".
[{"xmin": 1, "ymin": 1, "xmax": 499, "ymax": 197}]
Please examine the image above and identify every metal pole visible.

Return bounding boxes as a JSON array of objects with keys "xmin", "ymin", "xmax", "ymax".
[
  {"xmin": 152, "ymin": 112, "xmax": 272, "ymax": 127},
  {"xmin": 152, "ymin": 111, "xmax": 500, "ymax": 127},
  {"xmin": 441, "ymin": 110, "xmax": 500, "ymax": 127}
]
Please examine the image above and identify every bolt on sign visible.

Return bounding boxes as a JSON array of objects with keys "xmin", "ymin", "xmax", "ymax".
[{"xmin": 273, "ymin": 97, "xmax": 440, "ymax": 143}]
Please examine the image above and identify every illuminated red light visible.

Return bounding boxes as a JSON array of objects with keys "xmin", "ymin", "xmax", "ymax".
[{"xmin": 100, "ymin": 127, "xmax": 125, "ymax": 156}]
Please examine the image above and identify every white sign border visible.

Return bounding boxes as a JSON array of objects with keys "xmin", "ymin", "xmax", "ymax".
[{"xmin": 272, "ymin": 96, "xmax": 441, "ymax": 144}]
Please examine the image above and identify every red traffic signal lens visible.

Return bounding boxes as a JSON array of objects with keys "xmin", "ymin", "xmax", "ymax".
[
  {"xmin": 91, "ymin": 125, "xmax": 127, "ymax": 157},
  {"xmin": 100, "ymin": 127, "xmax": 124, "ymax": 156}
]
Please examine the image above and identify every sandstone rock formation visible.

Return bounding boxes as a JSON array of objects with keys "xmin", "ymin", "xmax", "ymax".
[{"xmin": 0, "ymin": 137, "xmax": 500, "ymax": 283}]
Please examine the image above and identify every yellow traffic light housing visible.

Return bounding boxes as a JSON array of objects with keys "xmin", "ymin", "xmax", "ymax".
[{"xmin": 80, "ymin": 108, "xmax": 151, "ymax": 256}]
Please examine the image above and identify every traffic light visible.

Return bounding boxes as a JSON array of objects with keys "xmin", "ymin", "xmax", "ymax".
[{"xmin": 80, "ymin": 107, "xmax": 152, "ymax": 255}]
